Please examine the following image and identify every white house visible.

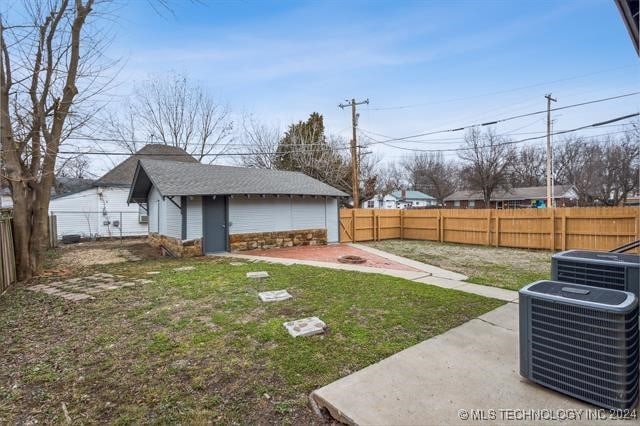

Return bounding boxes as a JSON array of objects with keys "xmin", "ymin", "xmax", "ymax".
[
  {"xmin": 49, "ymin": 144, "xmax": 197, "ymax": 239},
  {"xmin": 362, "ymin": 190, "xmax": 437, "ymax": 209},
  {"xmin": 127, "ymin": 159, "xmax": 347, "ymax": 256}
]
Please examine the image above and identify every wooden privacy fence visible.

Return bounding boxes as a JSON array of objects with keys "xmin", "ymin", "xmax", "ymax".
[
  {"xmin": 339, "ymin": 207, "xmax": 640, "ymax": 251},
  {"xmin": 0, "ymin": 210, "xmax": 16, "ymax": 292}
]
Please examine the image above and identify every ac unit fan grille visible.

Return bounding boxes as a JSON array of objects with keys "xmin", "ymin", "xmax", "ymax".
[
  {"xmin": 530, "ymin": 298, "xmax": 639, "ymax": 410},
  {"xmin": 556, "ymin": 260, "xmax": 626, "ymax": 290}
]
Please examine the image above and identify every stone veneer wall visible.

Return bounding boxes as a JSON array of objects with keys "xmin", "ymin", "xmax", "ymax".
[
  {"xmin": 229, "ymin": 228, "xmax": 327, "ymax": 251},
  {"xmin": 149, "ymin": 233, "xmax": 202, "ymax": 257}
]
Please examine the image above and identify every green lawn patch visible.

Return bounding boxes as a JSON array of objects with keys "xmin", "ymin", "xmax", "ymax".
[
  {"xmin": 0, "ymin": 257, "xmax": 503, "ymax": 424},
  {"xmin": 365, "ymin": 239, "xmax": 551, "ymax": 291}
]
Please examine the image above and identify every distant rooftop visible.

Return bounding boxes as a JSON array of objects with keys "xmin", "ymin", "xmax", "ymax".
[
  {"xmin": 96, "ymin": 144, "xmax": 197, "ymax": 187},
  {"xmin": 390, "ymin": 190, "xmax": 435, "ymax": 200},
  {"xmin": 445, "ymin": 185, "xmax": 576, "ymax": 201}
]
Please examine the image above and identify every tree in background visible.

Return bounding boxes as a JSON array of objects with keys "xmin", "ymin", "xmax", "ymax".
[
  {"xmin": 106, "ymin": 72, "xmax": 234, "ymax": 162},
  {"xmin": 458, "ymin": 127, "xmax": 515, "ymax": 205},
  {"xmin": 239, "ymin": 115, "xmax": 280, "ymax": 169},
  {"xmin": 402, "ymin": 152, "xmax": 458, "ymax": 205},
  {"xmin": 56, "ymin": 154, "xmax": 94, "ymax": 179},
  {"xmin": 0, "ymin": 0, "xmax": 101, "ymax": 280},
  {"xmin": 273, "ymin": 113, "xmax": 351, "ymax": 195},
  {"xmin": 508, "ymin": 145, "xmax": 546, "ymax": 187},
  {"xmin": 555, "ymin": 132, "xmax": 639, "ymax": 206}
]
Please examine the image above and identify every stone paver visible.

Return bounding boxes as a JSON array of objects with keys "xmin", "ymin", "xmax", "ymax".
[
  {"xmin": 246, "ymin": 271, "xmax": 269, "ymax": 279},
  {"xmin": 284, "ymin": 316, "xmax": 326, "ymax": 337},
  {"xmin": 229, "ymin": 262, "xmax": 246, "ymax": 266},
  {"xmin": 173, "ymin": 266, "xmax": 195, "ymax": 272},
  {"xmin": 146, "ymin": 271, "xmax": 160, "ymax": 275},
  {"xmin": 26, "ymin": 273, "xmax": 151, "ymax": 302},
  {"xmin": 258, "ymin": 289, "xmax": 292, "ymax": 302}
]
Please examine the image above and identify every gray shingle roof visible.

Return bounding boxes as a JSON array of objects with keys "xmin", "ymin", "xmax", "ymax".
[
  {"xmin": 129, "ymin": 159, "xmax": 348, "ymax": 202},
  {"xmin": 96, "ymin": 144, "xmax": 197, "ymax": 186},
  {"xmin": 445, "ymin": 185, "xmax": 576, "ymax": 201}
]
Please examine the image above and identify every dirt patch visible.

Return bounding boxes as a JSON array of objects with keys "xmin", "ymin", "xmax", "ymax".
[{"xmin": 50, "ymin": 238, "xmax": 160, "ymax": 271}]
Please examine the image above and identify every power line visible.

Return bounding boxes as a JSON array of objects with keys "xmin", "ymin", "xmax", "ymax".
[
  {"xmin": 365, "ymin": 113, "xmax": 639, "ymax": 153},
  {"xmin": 359, "ymin": 91, "xmax": 639, "ymax": 143}
]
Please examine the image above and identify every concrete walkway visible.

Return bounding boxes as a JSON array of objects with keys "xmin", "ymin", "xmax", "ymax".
[
  {"xmin": 216, "ymin": 245, "xmax": 518, "ymax": 302},
  {"xmin": 310, "ymin": 302, "xmax": 639, "ymax": 425}
]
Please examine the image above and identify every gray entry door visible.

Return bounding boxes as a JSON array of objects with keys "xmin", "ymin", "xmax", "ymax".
[{"xmin": 203, "ymin": 196, "xmax": 227, "ymax": 253}]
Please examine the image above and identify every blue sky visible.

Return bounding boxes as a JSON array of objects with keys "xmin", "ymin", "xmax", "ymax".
[{"xmin": 14, "ymin": 0, "xmax": 640, "ymax": 169}]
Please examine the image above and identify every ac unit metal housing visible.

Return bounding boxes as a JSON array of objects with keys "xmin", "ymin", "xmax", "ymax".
[
  {"xmin": 552, "ymin": 250, "xmax": 640, "ymax": 298},
  {"xmin": 520, "ymin": 280, "xmax": 639, "ymax": 410}
]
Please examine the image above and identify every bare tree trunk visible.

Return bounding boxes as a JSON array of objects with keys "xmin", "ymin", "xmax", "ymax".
[{"xmin": 0, "ymin": 0, "xmax": 95, "ymax": 281}]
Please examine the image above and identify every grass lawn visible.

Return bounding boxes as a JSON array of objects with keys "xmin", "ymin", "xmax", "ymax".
[
  {"xmin": 0, "ymin": 256, "xmax": 504, "ymax": 424},
  {"xmin": 364, "ymin": 240, "xmax": 551, "ymax": 291}
]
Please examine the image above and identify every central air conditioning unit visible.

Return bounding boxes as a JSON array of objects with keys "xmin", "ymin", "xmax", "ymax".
[
  {"xmin": 552, "ymin": 250, "xmax": 640, "ymax": 298},
  {"xmin": 520, "ymin": 280, "xmax": 639, "ymax": 410}
]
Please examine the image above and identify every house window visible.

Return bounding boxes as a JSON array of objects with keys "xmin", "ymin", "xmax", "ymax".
[
  {"xmin": 139, "ymin": 204, "xmax": 148, "ymax": 223},
  {"xmin": 453, "ymin": 200, "xmax": 461, "ymax": 208},
  {"xmin": 367, "ymin": 200, "xmax": 374, "ymax": 208},
  {"xmin": 469, "ymin": 200, "xmax": 475, "ymax": 208}
]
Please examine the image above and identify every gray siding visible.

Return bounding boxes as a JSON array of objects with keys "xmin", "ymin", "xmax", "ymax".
[
  {"xmin": 148, "ymin": 186, "xmax": 162, "ymax": 234},
  {"xmin": 165, "ymin": 196, "xmax": 182, "ymax": 239},
  {"xmin": 229, "ymin": 196, "xmax": 340, "ymax": 243},
  {"xmin": 186, "ymin": 196, "xmax": 203, "ymax": 240},
  {"xmin": 325, "ymin": 198, "xmax": 339, "ymax": 243}
]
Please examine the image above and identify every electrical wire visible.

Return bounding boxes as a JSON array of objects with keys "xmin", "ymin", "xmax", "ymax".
[
  {"xmin": 358, "ymin": 92, "xmax": 639, "ymax": 143},
  {"xmin": 363, "ymin": 113, "xmax": 639, "ymax": 153}
]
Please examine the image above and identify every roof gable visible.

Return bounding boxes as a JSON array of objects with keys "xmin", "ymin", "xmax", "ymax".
[{"xmin": 96, "ymin": 144, "xmax": 197, "ymax": 187}]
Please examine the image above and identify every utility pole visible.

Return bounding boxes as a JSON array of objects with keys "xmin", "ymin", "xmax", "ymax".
[
  {"xmin": 339, "ymin": 98, "xmax": 369, "ymax": 207},
  {"xmin": 545, "ymin": 93, "xmax": 557, "ymax": 208}
]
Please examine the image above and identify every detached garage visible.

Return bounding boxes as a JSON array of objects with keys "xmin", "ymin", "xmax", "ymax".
[{"xmin": 128, "ymin": 159, "xmax": 347, "ymax": 256}]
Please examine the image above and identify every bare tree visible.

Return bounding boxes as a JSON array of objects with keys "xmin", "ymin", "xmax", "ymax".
[
  {"xmin": 0, "ymin": 0, "xmax": 103, "ymax": 280},
  {"xmin": 458, "ymin": 127, "xmax": 515, "ymax": 205},
  {"xmin": 589, "ymin": 135, "xmax": 639, "ymax": 205},
  {"xmin": 56, "ymin": 154, "xmax": 94, "ymax": 179},
  {"xmin": 402, "ymin": 152, "xmax": 458, "ymax": 205},
  {"xmin": 106, "ymin": 72, "xmax": 233, "ymax": 162},
  {"xmin": 238, "ymin": 115, "xmax": 280, "ymax": 169},
  {"xmin": 509, "ymin": 145, "xmax": 545, "ymax": 187}
]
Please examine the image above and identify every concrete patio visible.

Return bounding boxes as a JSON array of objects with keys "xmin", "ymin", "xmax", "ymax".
[{"xmin": 310, "ymin": 302, "xmax": 639, "ymax": 425}]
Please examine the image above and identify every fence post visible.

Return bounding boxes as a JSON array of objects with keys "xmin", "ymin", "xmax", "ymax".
[
  {"xmin": 436, "ymin": 209, "xmax": 441, "ymax": 242},
  {"xmin": 373, "ymin": 209, "xmax": 378, "ymax": 241},
  {"xmin": 550, "ymin": 209, "xmax": 555, "ymax": 251},
  {"xmin": 486, "ymin": 209, "xmax": 492, "ymax": 246},
  {"xmin": 400, "ymin": 210, "xmax": 404, "ymax": 240},
  {"xmin": 562, "ymin": 214, "xmax": 567, "ymax": 251},
  {"xmin": 495, "ymin": 216, "xmax": 500, "ymax": 247},
  {"xmin": 351, "ymin": 209, "xmax": 357, "ymax": 243}
]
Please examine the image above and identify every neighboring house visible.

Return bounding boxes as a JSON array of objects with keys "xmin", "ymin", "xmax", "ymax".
[
  {"xmin": 128, "ymin": 159, "xmax": 348, "ymax": 256},
  {"xmin": 444, "ymin": 185, "xmax": 578, "ymax": 209},
  {"xmin": 362, "ymin": 190, "xmax": 437, "ymax": 209},
  {"xmin": 0, "ymin": 176, "xmax": 94, "ymax": 209},
  {"xmin": 49, "ymin": 144, "xmax": 197, "ymax": 239}
]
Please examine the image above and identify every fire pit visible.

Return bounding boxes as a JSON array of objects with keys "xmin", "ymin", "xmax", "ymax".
[{"xmin": 337, "ymin": 255, "xmax": 367, "ymax": 264}]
